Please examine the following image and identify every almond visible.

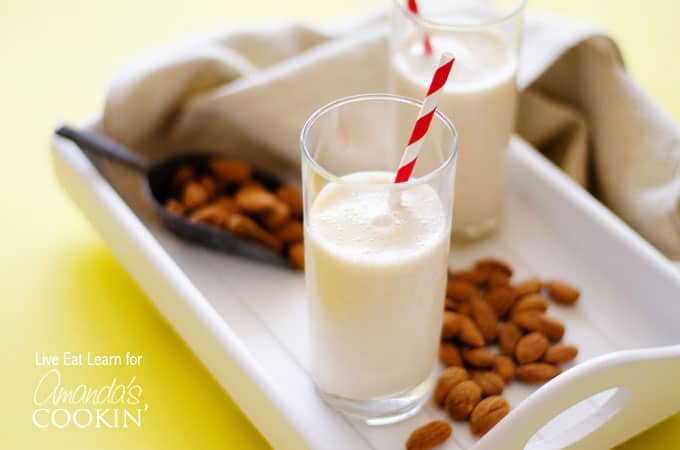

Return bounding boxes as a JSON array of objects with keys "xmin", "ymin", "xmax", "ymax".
[
  {"xmin": 406, "ymin": 421, "xmax": 452, "ymax": 450},
  {"xmin": 273, "ymin": 220, "xmax": 303, "ymax": 244},
  {"xmin": 433, "ymin": 367, "xmax": 469, "ymax": 406},
  {"xmin": 261, "ymin": 200, "xmax": 291, "ymax": 229},
  {"xmin": 539, "ymin": 315, "xmax": 566, "ymax": 341},
  {"xmin": 446, "ymin": 279, "xmax": 477, "ymax": 302},
  {"xmin": 511, "ymin": 294, "xmax": 548, "ymax": 315},
  {"xmin": 439, "ymin": 343, "xmax": 463, "ymax": 367},
  {"xmin": 510, "ymin": 309, "xmax": 541, "ymax": 329},
  {"xmin": 189, "ymin": 203, "xmax": 230, "ymax": 226},
  {"xmin": 471, "ymin": 295, "xmax": 498, "ymax": 342},
  {"xmin": 485, "ymin": 286, "xmax": 516, "ymax": 317},
  {"xmin": 493, "ymin": 355, "xmax": 515, "ymax": 382},
  {"xmin": 182, "ymin": 181, "xmax": 209, "ymax": 210},
  {"xmin": 511, "ymin": 311, "xmax": 565, "ymax": 341},
  {"xmin": 514, "ymin": 278, "xmax": 543, "ymax": 298},
  {"xmin": 498, "ymin": 322, "xmax": 523, "ymax": 355},
  {"xmin": 210, "ymin": 158, "xmax": 252, "ymax": 183},
  {"xmin": 458, "ymin": 316, "xmax": 485, "ymax": 348},
  {"xmin": 458, "ymin": 301, "xmax": 472, "ymax": 316},
  {"xmin": 214, "ymin": 196, "xmax": 240, "ymax": 214},
  {"xmin": 472, "ymin": 371, "xmax": 505, "ymax": 396},
  {"xmin": 445, "ymin": 380, "xmax": 482, "ymax": 420},
  {"xmin": 446, "ymin": 299, "xmax": 472, "ymax": 316},
  {"xmin": 470, "ymin": 396, "xmax": 510, "ymax": 436},
  {"xmin": 546, "ymin": 280, "xmax": 580, "ymax": 305},
  {"xmin": 165, "ymin": 198, "xmax": 185, "ymax": 215},
  {"xmin": 172, "ymin": 165, "xmax": 195, "ymax": 190},
  {"xmin": 449, "ymin": 268, "xmax": 489, "ymax": 285},
  {"xmin": 544, "ymin": 344, "xmax": 578, "ymax": 364},
  {"xmin": 515, "ymin": 363, "xmax": 561, "ymax": 383},
  {"xmin": 226, "ymin": 214, "xmax": 283, "ymax": 253},
  {"xmin": 515, "ymin": 332, "xmax": 549, "ymax": 364},
  {"xmin": 441, "ymin": 311, "xmax": 462, "ymax": 340},
  {"xmin": 235, "ymin": 185, "xmax": 278, "ymax": 214},
  {"xmin": 200, "ymin": 175, "xmax": 217, "ymax": 199},
  {"xmin": 487, "ymin": 269, "xmax": 511, "ymax": 288},
  {"xmin": 288, "ymin": 242, "xmax": 305, "ymax": 270},
  {"xmin": 475, "ymin": 258, "xmax": 513, "ymax": 277},
  {"xmin": 462, "ymin": 347, "xmax": 495, "ymax": 368},
  {"xmin": 275, "ymin": 185, "xmax": 303, "ymax": 218}
]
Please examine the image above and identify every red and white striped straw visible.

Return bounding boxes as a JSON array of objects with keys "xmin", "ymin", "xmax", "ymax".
[
  {"xmin": 394, "ymin": 52, "xmax": 455, "ymax": 183},
  {"xmin": 407, "ymin": 0, "xmax": 432, "ymax": 54}
]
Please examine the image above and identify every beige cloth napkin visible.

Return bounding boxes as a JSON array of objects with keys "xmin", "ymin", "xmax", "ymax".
[{"xmin": 102, "ymin": 11, "xmax": 680, "ymax": 262}]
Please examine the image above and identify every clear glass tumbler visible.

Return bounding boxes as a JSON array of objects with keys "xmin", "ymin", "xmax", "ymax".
[
  {"xmin": 300, "ymin": 94, "xmax": 457, "ymax": 424},
  {"xmin": 390, "ymin": 0, "xmax": 526, "ymax": 239}
]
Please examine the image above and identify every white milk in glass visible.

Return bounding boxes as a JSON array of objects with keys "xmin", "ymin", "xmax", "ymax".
[
  {"xmin": 392, "ymin": 30, "xmax": 517, "ymax": 236},
  {"xmin": 306, "ymin": 172, "xmax": 449, "ymax": 400}
]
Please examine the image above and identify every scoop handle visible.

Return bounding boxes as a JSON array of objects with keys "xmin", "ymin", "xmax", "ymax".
[{"xmin": 55, "ymin": 125, "xmax": 148, "ymax": 172}]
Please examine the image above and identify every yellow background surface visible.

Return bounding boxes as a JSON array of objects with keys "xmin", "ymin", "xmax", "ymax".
[{"xmin": 2, "ymin": 1, "xmax": 679, "ymax": 449}]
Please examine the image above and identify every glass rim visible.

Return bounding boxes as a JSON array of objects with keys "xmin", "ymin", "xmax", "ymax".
[
  {"xmin": 300, "ymin": 93, "xmax": 458, "ymax": 187},
  {"xmin": 392, "ymin": 0, "xmax": 527, "ymax": 31}
]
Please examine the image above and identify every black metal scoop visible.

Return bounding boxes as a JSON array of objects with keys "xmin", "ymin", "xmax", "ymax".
[{"xmin": 55, "ymin": 125, "xmax": 290, "ymax": 267}]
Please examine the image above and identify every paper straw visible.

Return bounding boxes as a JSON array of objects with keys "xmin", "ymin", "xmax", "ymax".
[
  {"xmin": 407, "ymin": 0, "xmax": 432, "ymax": 54},
  {"xmin": 394, "ymin": 52, "xmax": 455, "ymax": 183}
]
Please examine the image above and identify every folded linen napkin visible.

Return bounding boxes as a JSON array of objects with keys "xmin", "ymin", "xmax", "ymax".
[{"xmin": 102, "ymin": 11, "xmax": 680, "ymax": 262}]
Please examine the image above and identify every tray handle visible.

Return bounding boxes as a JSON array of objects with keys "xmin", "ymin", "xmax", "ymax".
[{"xmin": 476, "ymin": 345, "xmax": 680, "ymax": 450}]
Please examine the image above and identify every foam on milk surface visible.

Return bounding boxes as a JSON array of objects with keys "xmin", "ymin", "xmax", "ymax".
[
  {"xmin": 309, "ymin": 172, "xmax": 445, "ymax": 263},
  {"xmin": 395, "ymin": 32, "xmax": 515, "ymax": 89}
]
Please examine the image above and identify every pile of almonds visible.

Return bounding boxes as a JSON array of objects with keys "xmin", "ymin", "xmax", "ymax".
[
  {"xmin": 164, "ymin": 157, "xmax": 305, "ymax": 270},
  {"xmin": 406, "ymin": 258, "xmax": 580, "ymax": 450}
]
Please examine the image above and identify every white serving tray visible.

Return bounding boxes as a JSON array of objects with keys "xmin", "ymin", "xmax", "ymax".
[{"xmin": 51, "ymin": 130, "xmax": 680, "ymax": 450}]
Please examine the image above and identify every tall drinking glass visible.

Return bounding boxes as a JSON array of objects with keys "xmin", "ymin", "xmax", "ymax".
[
  {"xmin": 391, "ymin": 0, "xmax": 526, "ymax": 239},
  {"xmin": 301, "ymin": 94, "xmax": 458, "ymax": 424}
]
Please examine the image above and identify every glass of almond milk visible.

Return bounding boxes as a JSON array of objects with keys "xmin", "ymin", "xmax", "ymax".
[
  {"xmin": 301, "ymin": 94, "xmax": 457, "ymax": 424},
  {"xmin": 391, "ymin": 0, "xmax": 526, "ymax": 239}
]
